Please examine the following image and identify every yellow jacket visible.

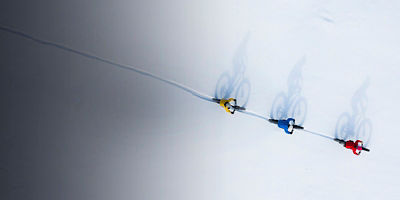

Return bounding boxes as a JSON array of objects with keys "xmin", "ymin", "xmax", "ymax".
[{"xmin": 219, "ymin": 98, "xmax": 236, "ymax": 114}]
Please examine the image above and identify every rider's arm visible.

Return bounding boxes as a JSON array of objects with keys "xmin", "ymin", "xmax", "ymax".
[
  {"xmin": 224, "ymin": 106, "xmax": 231, "ymax": 114},
  {"xmin": 223, "ymin": 102, "xmax": 233, "ymax": 114},
  {"xmin": 225, "ymin": 107, "xmax": 234, "ymax": 114}
]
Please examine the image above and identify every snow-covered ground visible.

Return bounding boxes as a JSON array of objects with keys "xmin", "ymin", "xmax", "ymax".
[{"xmin": 1, "ymin": 0, "xmax": 400, "ymax": 199}]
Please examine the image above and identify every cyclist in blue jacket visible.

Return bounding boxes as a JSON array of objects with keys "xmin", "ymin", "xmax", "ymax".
[{"xmin": 268, "ymin": 118, "xmax": 297, "ymax": 134}]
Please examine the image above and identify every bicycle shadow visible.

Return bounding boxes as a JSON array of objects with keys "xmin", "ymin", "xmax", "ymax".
[
  {"xmin": 335, "ymin": 78, "xmax": 372, "ymax": 146},
  {"xmin": 214, "ymin": 33, "xmax": 251, "ymax": 107},
  {"xmin": 269, "ymin": 56, "xmax": 308, "ymax": 125}
]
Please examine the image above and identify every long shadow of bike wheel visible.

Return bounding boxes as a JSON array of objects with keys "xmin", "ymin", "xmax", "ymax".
[
  {"xmin": 270, "ymin": 92, "xmax": 288, "ymax": 119},
  {"xmin": 215, "ymin": 72, "xmax": 233, "ymax": 99}
]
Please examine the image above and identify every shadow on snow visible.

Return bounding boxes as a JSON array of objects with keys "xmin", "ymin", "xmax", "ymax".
[
  {"xmin": 214, "ymin": 33, "xmax": 251, "ymax": 107},
  {"xmin": 269, "ymin": 56, "xmax": 308, "ymax": 125},
  {"xmin": 335, "ymin": 78, "xmax": 372, "ymax": 146}
]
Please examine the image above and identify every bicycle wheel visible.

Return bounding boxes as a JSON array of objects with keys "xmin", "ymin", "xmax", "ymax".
[
  {"xmin": 289, "ymin": 96, "xmax": 307, "ymax": 125},
  {"xmin": 270, "ymin": 93, "xmax": 287, "ymax": 119},
  {"xmin": 356, "ymin": 118, "xmax": 372, "ymax": 146},
  {"xmin": 235, "ymin": 78, "xmax": 251, "ymax": 107},
  {"xmin": 335, "ymin": 113, "xmax": 351, "ymax": 140},
  {"xmin": 214, "ymin": 72, "xmax": 232, "ymax": 99}
]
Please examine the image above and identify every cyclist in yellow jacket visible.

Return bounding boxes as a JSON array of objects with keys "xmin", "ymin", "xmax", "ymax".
[{"xmin": 219, "ymin": 98, "xmax": 237, "ymax": 114}]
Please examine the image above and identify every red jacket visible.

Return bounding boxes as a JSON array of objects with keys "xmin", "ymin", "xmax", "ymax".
[{"xmin": 345, "ymin": 140, "xmax": 363, "ymax": 155}]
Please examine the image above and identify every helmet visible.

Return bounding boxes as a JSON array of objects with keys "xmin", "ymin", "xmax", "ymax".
[{"xmin": 288, "ymin": 125, "xmax": 294, "ymax": 133}]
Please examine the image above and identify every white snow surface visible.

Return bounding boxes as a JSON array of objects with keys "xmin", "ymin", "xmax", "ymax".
[{"xmin": 1, "ymin": 0, "xmax": 400, "ymax": 199}]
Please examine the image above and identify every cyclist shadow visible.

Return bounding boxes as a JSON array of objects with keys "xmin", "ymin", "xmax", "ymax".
[
  {"xmin": 214, "ymin": 33, "xmax": 251, "ymax": 107},
  {"xmin": 269, "ymin": 56, "xmax": 308, "ymax": 125},
  {"xmin": 335, "ymin": 78, "xmax": 372, "ymax": 146}
]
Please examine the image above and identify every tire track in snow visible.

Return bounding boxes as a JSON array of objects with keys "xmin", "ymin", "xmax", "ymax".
[
  {"xmin": 0, "ymin": 26, "xmax": 214, "ymax": 103},
  {"xmin": 0, "ymin": 25, "xmax": 337, "ymax": 142}
]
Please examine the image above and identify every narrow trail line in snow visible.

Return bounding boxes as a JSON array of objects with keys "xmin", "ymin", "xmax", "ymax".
[
  {"xmin": 300, "ymin": 129, "xmax": 335, "ymax": 141},
  {"xmin": 238, "ymin": 110, "xmax": 269, "ymax": 121},
  {"xmin": 0, "ymin": 26, "xmax": 214, "ymax": 103},
  {"xmin": 0, "ymin": 26, "xmax": 340, "ymax": 145},
  {"xmin": 239, "ymin": 110, "xmax": 338, "ymax": 143},
  {"xmin": 0, "ymin": 26, "xmax": 270, "ymax": 124}
]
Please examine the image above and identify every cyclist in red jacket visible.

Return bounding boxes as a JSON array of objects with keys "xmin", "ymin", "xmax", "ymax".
[
  {"xmin": 344, "ymin": 140, "xmax": 363, "ymax": 155},
  {"xmin": 334, "ymin": 139, "xmax": 364, "ymax": 155}
]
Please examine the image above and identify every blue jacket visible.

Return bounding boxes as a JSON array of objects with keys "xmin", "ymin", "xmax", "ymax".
[{"xmin": 278, "ymin": 118, "xmax": 295, "ymax": 134}]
